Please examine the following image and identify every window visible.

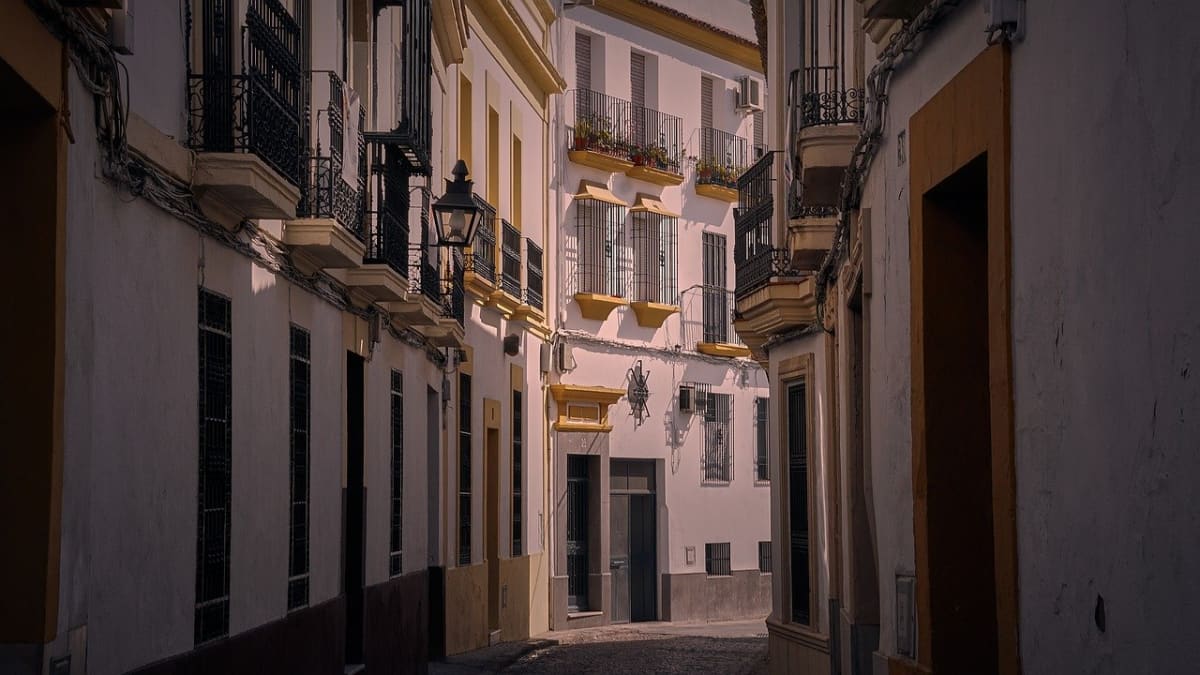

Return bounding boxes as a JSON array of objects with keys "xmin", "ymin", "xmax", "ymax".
[
  {"xmin": 501, "ymin": 219, "xmax": 522, "ymax": 298},
  {"xmin": 632, "ymin": 211, "xmax": 678, "ymax": 305},
  {"xmin": 566, "ymin": 456, "xmax": 590, "ymax": 610},
  {"xmin": 753, "ymin": 108, "xmax": 765, "ymax": 157},
  {"xmin": 511, "ymin": 135, "xmax": 522, "ymax": 229},
  {"xmin": 196, "ymin": 289, "xmax": 232, "ymax": 644},
  {"xmin": 575, "ymin": 32, "xmax": 591, "ymax": 91},
  {"xmin": 577, "ymin": 200, "xmax": 627, "ymax": 297},
  {"xmin": 459, "ymin": 74, "xmax": 472, "ymax": 166},
  {"xmin": 755, "ymin": 397, "xmax": 770, "ymax": 482},
  {"xmin": 759, "ymin": 541, "xmax": 772, "ymax": 573},
  {"xmin": 487, "ymin": 106, "xmax": 500, "ymax": 205},
  {"xmin": 511, "ymin": 389, "xmax": 523, "ymax": 557},
  {"xmin": 788, "ymin": 381, "xmax": 812, "ymax": 624},
  {"xmin": 524, "ymin": 239, "xmax": 544, "ymax": 311},
  {"xmin": 701, "ymin": 232, "xmax": 729, "ymax": 343},
  {"xmin": 389, "ymin": 370, "xmax": 404, "ymax": 577},
  {"xmin": 703, "ymin": 393, "xmax": 732, "ymax": 483},
  {"xmin": 705, "ymin": 542, "xmax": 731, "ymax": 577},
  {"xmin": 700, "ymin": 75, "xmax": 714, "ymax": 130},
  {"xmin": 288, "ymin": 325, "xmax": 310, "ymax": 610},
  {"xmin": 458, "ymin": 373, "xmax": 472, "ymax": 566}
]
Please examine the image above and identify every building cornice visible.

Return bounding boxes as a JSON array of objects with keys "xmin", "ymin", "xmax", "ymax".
[
  {"xmin": 467, "ymin": 0, "xmax": 566, "ymax": 102},
  {"xmin": 433, "ymin": 0, "xmax": 468, "ymax": 65},
  {"xmin": 592, "ymin": 0, "xmax": 763, "ymax": 73}
]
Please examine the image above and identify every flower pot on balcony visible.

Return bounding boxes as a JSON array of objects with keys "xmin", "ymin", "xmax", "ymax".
[{"xmin": 574, "ymin": 138, "xmax": 589, "ymax": 151}]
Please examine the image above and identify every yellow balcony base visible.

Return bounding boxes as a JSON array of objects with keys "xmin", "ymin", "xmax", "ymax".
[
  {"xmin": 553, "ymin": 421, "xmax": 613, "ymax": 433},
  {"xmin": 626, "ymin": 165, "xmax": 685, "ymax": 187},
  {"xmin": 696, "ymin": 342, "xmax": 752, "ymax": 358},
  {"xmin": 695, "ymin": 182, "xmax": 738, "ymax": 203},
  {"xmin": 568, "ymin": 149, "xmax": 634, "ymax": 173},
  {"xmin": 487, "ymin": 289, "xmax": 522, "ymax": 318},
  {"xmin": 574, "ymin": 292, "xmax": 628, "ymax": 321},
  {"xmin": 511, "ymin": 305, "xmax": 551, "ymax": 340},
  {"xmin": 628, "ymin": 301, "xmax": 678, "ymax": 329},
  {"xmin": 464, "ymin": 270, "xmax": 497, "ymax": 304}
]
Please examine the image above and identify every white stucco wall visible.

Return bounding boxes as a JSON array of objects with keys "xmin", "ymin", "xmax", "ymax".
[{"xmin": 1009, "ymin": 1, "xmax": 1200, "ymax": 671}]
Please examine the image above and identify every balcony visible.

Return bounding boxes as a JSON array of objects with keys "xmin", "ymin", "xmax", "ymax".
[
  {"xmin": 285, "ymin": 72, "xmax": 367, "ymax": 269},
  {"xmin": 345, "ymin": 137, "xmax": 410, "ymax": 302},
  {"xmin": 491, "ymin": 219, "xmax": 523, "ymax": 317},
  {"xmin": 683, "ymin": 286, "xmax": 750, "ymax": 358},
  {"xmin": 574, "ymin": 188, "xmax": 630, "ymax": 322},
  {"xmin": 421, "ymin": 249, "xmax": 467, "ymax": 349},
  {"xmin": 628, "ymin": 196, "xmax": 679, "ymax": 329},
  {"xmin": 511, "ymin": 238, "xmax": 548, "ymax": 336},
  {"xmin": 387, "ymin": 247, "xmax": 442, "ymax": 327},
  {"xmin": 367, "ymin": 0, "xmax": 433, "ymax": 174},
  {"xmin": 188, "ymin": 0, "xmax": 304, "ymax": 227},
  {"xmin": 567, "ymin": 88, "xmax": 683, "ymax": 184},
  {"xmin": 695, "ymin": 127, "xmax": 748, "ymax": 203},
  {"xmin": 464, "ymin": 195, "xmax": 498, "ymax": 302}
]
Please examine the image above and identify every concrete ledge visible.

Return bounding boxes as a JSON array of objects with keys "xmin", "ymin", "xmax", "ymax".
[
  {"xmin": 126, "ymin": 112, "xmax": 193, "ymax": 183},
  {"xmin": 194, "ymin": 152, "xmax": 300, "ymax": 228},
  {"xmin": 345, "ymin": 264, "xmax": 408, "ymax": 302},
  {"xmin": 283, "ymin": 218, "xmax": 365, "ymax": 269}
]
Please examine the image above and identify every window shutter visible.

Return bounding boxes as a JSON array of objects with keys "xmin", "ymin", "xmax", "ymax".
[
  {"xmin": 630, "ymin": 52, "xmax": 645, "ymax": 108},
  {"xmin": 576, "ymin": 33, "xmax": 591, "ymax": 91},
  {"xmin": 701, "ymin": 75, "xmax": 714, "ymax": 130}
]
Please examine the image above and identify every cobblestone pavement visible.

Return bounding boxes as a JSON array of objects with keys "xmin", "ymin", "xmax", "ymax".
[{"xmin": 431, "ymin": 618, "xmax": 769, "ymax": 675}]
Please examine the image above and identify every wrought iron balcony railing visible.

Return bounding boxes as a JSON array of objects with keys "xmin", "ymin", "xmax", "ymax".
[
  {"xmin": 408, "ymin": 247, "xmax": 442, "ymax": 304},
  {"xmin": 365, "ymin": 138, "xmax": 411, "ymax": 276},
  {"xmin": 524, "ymin": 239, "xmax": 544, "ymax": 312},
  {"xmin": 188, "ymin": 0, "xmax": 304, "ymax": 187},
  {"xmin": 368, "ymin": 0, "xmax": 432, "ymax": 173},
  {"xmin": 444, "ymin": 249, "xmax": 466, "ymax": 327},
  {"xmin": 298, "ymin": 71, "xmax": 366, "ymax": 238},
  {"xmin": 797, "ymin": 65, "xmax": 864, "ymax": 128},
  {"xmin": 468, "ymin": 195, "xmax": 498, "ymax": 284},
  {"xmin": 500, "ymin": 220, "xmax": 522, "ymax": 298},
  {"xmin": 683, "ymin": 286, "xmax": 746, "ymax": 347},
  {"xmin": 569, "ymin": 88, "xmax": 682, "ymax": 173},
  {"xmin": 697, "ymin": 127, "xmax": 749, "ymax": 189}
]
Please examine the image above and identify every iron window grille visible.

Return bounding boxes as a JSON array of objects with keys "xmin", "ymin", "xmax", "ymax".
[
  {"xmin": 755, "ymin": 397, "xmax": 770, "ymax": 482},
  {"xmin": 468, "ymin": 195, "xmax": 498, "ymax": 284},
  {"xmin": 759, "ymin": 541, "xmax": 772, "ymax": 574},
  {"xmin": 682, "ymin": 286, "xmax": 747, "ymax": 351},
  {"xmin": 576, "ymin": 199, "xmax": 628, "ymax": 298},
  {"xmin": 796, "ymin": 0, "xmax": 863, "ymax": 129},
  {"xmin": 298, "ymin": 71, "xmax": 367, "ymax": 239},
  {"xmin": 288, "ymin": 325, "xmax": 311, "ymax": 611},
  {"xmin": 367, "ymin": 0, "xmax": 433, "ymax": 173},
  {"xmin": 632, "ymin": 212, "xmax": 678, "ymax": 306},
  {"xmin": 524, "ymin": 239, "xmax": 544, "ymax": 311},
  {"xmin": 788, "ymin": 381, "xmax": 812, "ymax": 625},
  {"xmin": 566, "ymin": 455, "xmax": 590, "ymax": 610},
  {"xmin": 458, "ymin": 373, "xmax": 472, "ymax": 566},
  {"xmin": 734, "ymin": 153, "xmax": 780, "ymax": 298},
  {"xmin": 187, "ymin": 0, "xmax": 305, "ymax": 187},
  {"xmin": 705, "ymin": 542, "xmax": 732, "ymax": 577},
  {"xmin": 512, "ymin": 389, "xmax": 523, "ymax": 557},
  {"xmin": 697, "ymin": 127, "xmax": 749, "ymax": 190},
  {"xmin": 703, "ymin": 393, "xmax": 733, "ymax": 484},
  {"xmin": 501, "ymin": 219, "xmax": 522, "ymax": 298},
  {"xmin": 408, "ymin": 188, "xmax": 443, "ymax": 304},
  {"xmin": 390, "ymin": 370, "xmax": 404, "ymax": 577},
  {"xmin": 196, "ymin": 289, "xmax": 232, "ymax": 644},
  {"xmin": 701, "ymin": 232, "xmax": 731, "ymax": 343}
]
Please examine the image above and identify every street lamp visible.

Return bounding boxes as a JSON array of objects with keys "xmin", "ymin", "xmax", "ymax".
[{"xmin": 430, "ymin": 160, "xmax": 481, "ymax": 247}]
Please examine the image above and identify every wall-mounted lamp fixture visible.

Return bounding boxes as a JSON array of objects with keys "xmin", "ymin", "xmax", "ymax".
[{"xmin": 430, "ymin": 160, "xmax": 481, "ymax": 247}]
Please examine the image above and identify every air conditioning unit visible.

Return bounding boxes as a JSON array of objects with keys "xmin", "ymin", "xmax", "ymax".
[
  {"xmin": 679, "ymin": 385, "xmax": 697, "ymax": 414},
  {"xmin": 555, "ymin": 342, "xmax": 576, "ymax": 373},
  {"xmin": 736, "ymin": 76, "xmax": 763, "ymax": 112}
]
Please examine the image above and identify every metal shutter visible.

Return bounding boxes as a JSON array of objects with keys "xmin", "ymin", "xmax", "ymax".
[
  {"xmin": 576, "ymin": 32, "xmax": 591, "ymax": 91},
  {"xmin": 754, "ymin": 108, "xmax": 764, "ymax": 149},
  {"xmin": 630, "ymin": 52, "xmax": 645, "ymax": 107},
  {"xmin": 701, "ymin": 75, "xmax": 714, "ymax": 130}
]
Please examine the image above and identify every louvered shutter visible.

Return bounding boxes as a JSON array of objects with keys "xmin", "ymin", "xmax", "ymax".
[
  {"xmin": 701, "ymin": 75, "xmax": 714, "ymax": 130},
  {"xmin": 576, "ymin": 33, "xmax": 591, "ymax": 91},
  {"xmin": 631, "ymin": 52, "xmax": 645, "ymax": 107}
]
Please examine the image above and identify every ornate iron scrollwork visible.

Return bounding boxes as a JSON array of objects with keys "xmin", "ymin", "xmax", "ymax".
[{"xmin": 626, "ymin": 360, "xmax": 651, "ymax": 426}]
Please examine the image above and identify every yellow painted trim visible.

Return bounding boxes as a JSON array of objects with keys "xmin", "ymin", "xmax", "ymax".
[
  {"xmin": 568, "ymin": 149, "xmax": 635, "ymax": 174},
  {"xmin": 464, "ymin": 269, "xmax": 497, "ymax": 303},
  {"xmin": 628, "ymin": 301, "xmax": 679, "ymax": 328},
  {"xmin": 572, "ymin": 180, "xmax": 629, "ymax": 207},
  {"xmin": 629, "ymin": 193, "xmax": 680, "ymax": 218},
  {"xmin": 487, "ymin": 288, "xmax": 523, "ymax": 318},
  {"xmin": 467, "ymin": 0, "xmax": 566, "ymax": 99},
  {"xmin": 626, "ymin": 165, "xmax": 685, "ymax": 187},
  {"xmin": 696, "ymin": 342, "xmax": 753, "ymax": 358},
  {"xmin": 593, "ymin": 0, "xmax": 762, "ymax": 73},
  {"xmin": 573, "ymin": 292, "xmax": 628, "ymax": 321},
  {"xmin": 554, "ymin": 421, "xmax": 614, "ymax": 433},
  {"xmin": 549, "ymin": 384, "xmax": 626, "ymax": 405},
  {"xmin": 694, "ymin": 182, "xmax": 739, "ymax": 203}
]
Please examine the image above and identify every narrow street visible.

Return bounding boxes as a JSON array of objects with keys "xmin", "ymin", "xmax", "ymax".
[{"xmin": 432, "ymin": 619, "xmax": 769, "ymax": 675}]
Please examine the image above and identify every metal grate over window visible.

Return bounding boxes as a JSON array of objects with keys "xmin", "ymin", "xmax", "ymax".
[
  {"xmin": 702, "ymin": 233, "xmax": 730, "ymax": 344},
  {"xmin": 789, "ymin": 381, "xmax": 811, "ymax": 625},
  {"xmin": 196, "ymin": 289, "xmax": 232, "ymax": 644},
  {"xmin": 512, "ymin": 389, "xmax": 523, "ymax": 557},
  {"xmin": 524, "ymin": 239, "xmax": 544, "ymax": 311},
  {"xmin": 759, "ymin": 541, "xmax": 772, "ymax": 573},
  {"xmin": 706, "ymin": 542, "xmax": 731, "ymax": 577},
  {"xmin": 501, "ymin": 219, "xmax": 522, "ymax": 298},
  {"xmin": 288, "ymin": 325, "xmax": 311, "ymax": 611},
  {"xmin": 703, "ymin": 393, "xmax": 733, "ymax": 483},
  {"xmin": 632, "ymin": 212, "xmax": 678, "ymax": 306},
  {"xmin": 577, "ymin": 199, "xmax": 627, "ymax": 297},
  {"xmin": 469, "ymin": 196, "xmax": 498, "ymax": 284},
  {"xmin": 755, "ymin": 397, "xmax": 770, "ymax": 482},
  {"xmin": 566, "ymin": 456, "xmax": 590, "ymax": 610},
  {"xmin": 458, "ymin": 373, "xmax": 473, "ymax": 566},
  {"xmin": 389, "ymin": 370, "xmax": 404, "ymax": 577}
]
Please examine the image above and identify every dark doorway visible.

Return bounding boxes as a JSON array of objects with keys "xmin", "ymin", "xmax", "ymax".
[
  {"xmin": 610, "ymin": 460, "xmax": 657, "ymax": 623},
  {"xmin": 847, "ymin": 284, "xmax": 880, "ymax": 673},
  {"xmin": 486, "ymin": 428, "xmax": 501, "ymax": 632},
  {"xmin": 427, "ymin": 386, "xmax": 445, "ymax": 660},
  {"xmin": 920, "ymin": 154, "xmax": 997, "ymax": 673},
  {"xmin": 344, "ymin": 352, "xmax": 366, "ymax": 667},
  {"xmin": 566, "ymin": 456, "xmax": 590, "ymax": 611}
]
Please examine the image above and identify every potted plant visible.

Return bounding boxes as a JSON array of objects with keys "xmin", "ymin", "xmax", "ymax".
[
  {"xmin": 573, "ymin": 117, "xmax": 593, "ymax": 150},
  {"xmin": 697, "ymin": 158, "xmax": 716, "ymax": 182},
  {"xmin": 630, "ymin": 144, "xmax": 646, "ymax": 166}
]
